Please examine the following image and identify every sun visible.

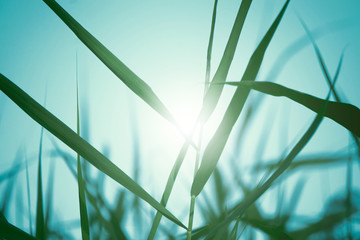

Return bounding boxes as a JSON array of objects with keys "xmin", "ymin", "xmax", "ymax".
[{"xmin": 172, "ymin": 103, "xmax": 199, "ymax": 136}]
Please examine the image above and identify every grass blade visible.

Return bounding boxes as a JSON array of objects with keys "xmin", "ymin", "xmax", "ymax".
[
  {"xmin": 224, "ymin": 81, "xmax": 360, "ymax": 136},
  {"xmin": 199, "ymin": 0, "xmax": 252, "ymax": 123},
  {"xmin": 36, "ymin": 127, "xmax": 45, "ymax": 240},
  {"xmin": 147, "ymin": 142, "xmax": 190, "ymax": 239},
  {"xmin": 41, "ymin": 0, "xmax": 187, "ymax": 139},
  {"xmin": 0, "ymin": 212, "xmax": 38, "ymax": 240},
  {"xmin": 191, "ymin": 0, "xmax": 290, "ymax": 197},
  {"xmin": 25, "ymin": 152, "xmax": 33, "ymax": 235},
  {"xmin": 204, "ymin": 0, "xmax": 218, "ymax": 93},
  {"xmin": 76, "ymin": 62, "xmax": 90, "ymax": 240},
  {"xmin": 0, "ymin": 73, "xmax": 186, "ymax": 230},
  {"xmin": 289, "ymin": 207, "xmax": 357, "ymax": 239}
]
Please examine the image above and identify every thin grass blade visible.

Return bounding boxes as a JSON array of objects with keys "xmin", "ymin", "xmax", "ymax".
[
  {"xmin": 36, "ymin": 127, "xmax": 45, "ymax": 240},
  {"xmin": 224, "ymin": 81, "xmax": 360, "ymax": 136},
  {"xmin": 25, "ymin": 152, "xmax": 33, "ymax": 235},
  {"xmin": 44, "ymin": 160, "xmax": 55, "ymax": 239},
  {"xmin": 204, "ymin": 0, "xmax": 219, "ymax": 93},
  {"xmin": 0, "ymin": 73, "xmax": 186, "ymax": 229},
  {"xmin": 147, "ymin": 142, "xmax": 189, "ymax": 239},
  {"xmin": 192, "ymin": 0, "xmax": 290, "ymax": 197},
  {"xmin": 76, "ymin": 70, "xmax": 90, "ymax": 240},
  {"xmin": 299, "ymin": 18, "xmax": 360, "ymax": 157}
]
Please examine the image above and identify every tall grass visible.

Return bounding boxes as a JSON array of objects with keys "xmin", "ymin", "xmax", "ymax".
[{"xmin": 0, "ymin": 0, "xmax": 359, "ymax": 239}]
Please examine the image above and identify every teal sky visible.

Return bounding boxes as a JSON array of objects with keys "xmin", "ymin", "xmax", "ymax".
[{"xmin": 1, "ymin": 0, "xmax": 360, "ymax": 238}]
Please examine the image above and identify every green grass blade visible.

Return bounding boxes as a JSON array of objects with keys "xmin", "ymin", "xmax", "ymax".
[
  {"xmin": 147, "ymin": 142, "xmax": 190, "ymax": 239},
  {"xmin": 224, "ymin": 81, "xmax": 360, "ymax": 136},
  {"xmin": 204, "ymin": 0, "xmax": 219, "ymax": 93},
  {"xmin": 76, "ymin": 65, "xmax": 90, "ymax": 240},
  {"xmin": 0, "ymin": 212, "xmax": 38, "ymax": 240},
  {"xmin": 44, "ymin": 160, "xmax": 55, "ymax": 239},
  {"xmin": 1, "ymin": 153, "xmax": 20, "ymax": 216},
  {"xmin": 199, "ymin": 0, "xmax": 252, "ymax": 123},
  {"xmin": 191, "ymin": 0, "xmax": 290, "ymax": 197},
  {"xmin": 41, "ymin": 0, "xmax": 186, "ymax": 138},
  {"xmin": 25, "ymin": 152, "xmax": 33, "ymax": 235},
  {"xmin": 298, "ymin": 17, "xmax": 342, "ymax": 99},
  {"xmin": 0, "ymin": 73, "xmax": 186, "ymax": 230},
  {"xmin": 0, "ymin": 160, "xmax": 24, "ymax": 184},
  {"xmin": 36, "ymin": 127, "xmax": 45, "ymax": 240}
]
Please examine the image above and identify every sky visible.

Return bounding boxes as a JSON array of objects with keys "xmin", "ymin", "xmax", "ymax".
[{"xmin": 0, "ymin": 0, "xmax": 360, "ymax": 238}]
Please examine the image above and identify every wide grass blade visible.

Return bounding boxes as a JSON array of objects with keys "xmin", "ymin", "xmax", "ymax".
[
  {"xmin": 41, "ymin": 0, "xmax": 185, "ymax": 138},
  {"xmin": 224, "ymin": 81, "xmax": 360, "ymax": 137},
  {"xmin": 199, "ymin": 0, "xmax": 252, "ymax": 123},
  {"xmin": 76, "ymin": 70, "xmax": 90, "ymax": 240},
  {"xmin": 191, "ymin": 0, "xmax": 290, "ymax": 197},
  {"xmin": 0, "ymin": 212, "xmax": 37, "ymax": 240},
  {"xmin": 0, "ymin": 73, "xmax": 186, "ymax": 230},
  {"xmin": 36, "ymin": 127, "xmax": 45, "ymax": 240}
]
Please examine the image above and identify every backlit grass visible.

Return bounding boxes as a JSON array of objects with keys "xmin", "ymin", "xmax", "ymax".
[{"xmin": 0, "ymin": 0, "xmax": 359, "ymax": 239}]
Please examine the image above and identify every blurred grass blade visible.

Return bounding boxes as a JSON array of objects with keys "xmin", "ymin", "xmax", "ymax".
[
  {"xmin": 1, "ymin": 149, "xmax": 23, "ymax": 216},
  {"xmin": 0, "ymin": 73, "xmax": 186, "ymax": 230},
  {"xmin": 44, "ymin": 160, "xmax": 55, "ymax": 239},
  {"xmin": 0, "ymin": 160, "xmax": 24, "ymax": 183},
  {"xmin": 41, "ymin": 0, "xmax": 186, "ymax": 138},
  {"xmin": 206, "ymin": 95, "xmax": 330, "ymax": 239},
  {"xmin": 25, "ymin": 153, "xmax": 33, "ymax": 235},
  {"xmin": 240, "ymin": 217, "xmax": 292, "ymax": 239},
  {"xmin": 255, "ymin": 154, "xmax": 349, "ymax": 172},
  {"xmin": 289, "ymin": 207, "xmax": 357, "ymax": 239},
  {"xmin": 36, "ymin": 127, "xmax": 45, "ymax": 240},
  {"xmin": 76, "ymin": 67, "xmax": 90, "ymax": 240},
  {"xmin": 224, "ymin": 81, "xmax": 360, "ymax": 136},
  {"xmin": 192, "ymin": 0, "xmax": 290, "ymax": 197},
  {"xmin": 299, "ymin": 18, "xmax": 360, "ymax": 157},
  {"xmin": 199, "ymin": 0, "xmax": 252, "ymax": 123},
  {"xmin": 0, "ymin": 212, "xmax": 38, "ymax": 240}
]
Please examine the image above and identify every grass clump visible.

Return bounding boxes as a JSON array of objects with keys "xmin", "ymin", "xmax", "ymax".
[{"xmin": 0, "ymin": 0, "xmax": 359, "ymax": 239}]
